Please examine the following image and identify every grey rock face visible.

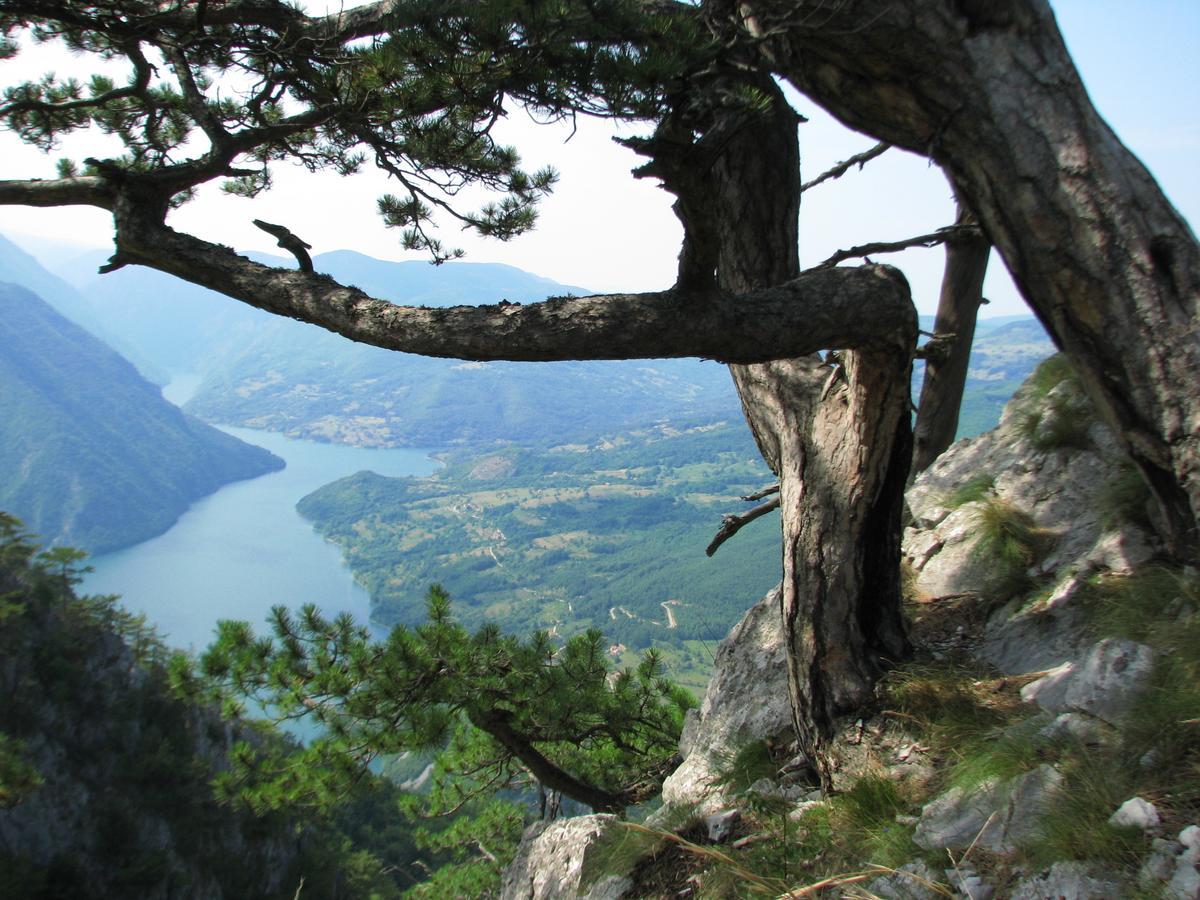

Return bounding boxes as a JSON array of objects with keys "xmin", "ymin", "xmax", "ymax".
[
  {"xmin": 500, "ymin": 815, "xmax": 635, "ymax": 900},
  {"xmin": 1109, "ymin": 796, "xmax": 1161, "ymax": 832},
  {"xmin": 660, "ymin": 586, "xmax": 792, "ymax": 814},
  {"xmin": 1009, "ymin": 861, "xmax": 1126, "ymax": 899},
  {"xmin": 913, "ymin": 764, "xmax": 1063, "ymax": 854},
  {"xmin": 981, "ymin": 577, "xmax": 1092, "ymax": 675},
  {"xmin": 904, "ymin": 364, "xmax": 1163, "ymax": 680},
  {"xmin": 1020, "ymin": 638, "xmax": 1156, "ymax": 725},
  {"xmin": 867, "ymin": 860, "xmax": 943, "ymax": 899}
]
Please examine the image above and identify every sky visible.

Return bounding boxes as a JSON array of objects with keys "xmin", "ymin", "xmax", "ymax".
[{"xmin": 0, "ymin": 0, "xmax": 1197, "ymax": 318}]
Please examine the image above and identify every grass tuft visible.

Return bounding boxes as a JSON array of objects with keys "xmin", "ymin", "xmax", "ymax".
[
  {"xmin": 1014, "ymin": 354, "xmax": 1096, "ymax": 452},
  {"xmin": 714, "ymin": 740, "xmax": 781, "ymax": 793},
  {"xmin": 943, "ymin": 473, "xmax": 996, "ymax": 509},
  {"xmin": 969, "ymin": 497, "xmax": 1053, "ymax": 596},
  {"xmin": 1097, "ymin": 460, "xmax": 1154, "ymax": 531}
]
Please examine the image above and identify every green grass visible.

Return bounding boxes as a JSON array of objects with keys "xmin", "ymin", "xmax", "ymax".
[
  {"xmin": 970, "ymin": 497, "xmax": 1052, "ymax": 596},
  {"xmin": 1024, "ymin": 750, "xmax": 1148, "ymax": 868},
  {"xmin": 1097, "ymin": 460, "xmax": 1154, "ymax": 530},
  {"xmin": 1014, "ymin": 354, "xmax": 1096, "ymax": 452},
  {"xmin": 943, "ymin": 473, "xmax": 996, "ymax": 509},
  {"xmin": 714, "ymin": 740, "xmax": 782, "ymax": 794},
  {"xmin": 972, "ymin": 498, "xmax": 1047, "ymax": 568}
]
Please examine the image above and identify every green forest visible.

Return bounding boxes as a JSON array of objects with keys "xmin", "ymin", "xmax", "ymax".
[{"xmin": 298, "ymin": 421, "xmax": 780, "ymax": 689}]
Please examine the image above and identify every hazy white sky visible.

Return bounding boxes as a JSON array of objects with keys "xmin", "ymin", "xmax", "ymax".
[{"xmin": 1, "ymin": 0, "xmax": 1196, "ymax": 318}]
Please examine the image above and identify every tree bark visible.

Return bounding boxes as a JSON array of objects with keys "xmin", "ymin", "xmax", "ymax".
[
  {"xmin": 912, "ymin": 201, "xmax": 991, "ymax": 475},
  {"xmin": 469, "ymin": 709, "xmax": 627, "ymax": 813},
  {"xmin": 39, "ymin": 190, "xmax": 916, "ymax": 364},
  {"xmin": 731, "ymin": 0, "xmax": 1200, "ymax": 555},
  {"xmin": 639, "ymin": 76, "xmax": 914, "ymax": 788}
]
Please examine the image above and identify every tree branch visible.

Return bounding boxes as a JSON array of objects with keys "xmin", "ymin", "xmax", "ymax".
[
  {"xmin": 0, "ymin": 177, "xmax": 112, "ymax": 209},
  {"xmin": 799, "ymin": 141, "xmax": 889, "ymax": 193},
  {"xmin": 105, "ymin": 210, "xmax": 917, "ymax": 364},
  {"xmin": 706, "ymin": 495, "xmax": 781, "ymax": 556},
  {"xmin": 741, "ymin": 483, "xmax": 780, "ymax": 501},
  {"xmin": 252, "ymin": 219, "xmax": 314, "ymax": 272},
  {"xmin": 816, "ymin": 224, "xmax": 982, "ymax": 268}
]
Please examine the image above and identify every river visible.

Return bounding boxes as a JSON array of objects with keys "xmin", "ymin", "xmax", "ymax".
[{"xmin": 83, "ymin": 397, "xmax": 439, "ymax": 651}]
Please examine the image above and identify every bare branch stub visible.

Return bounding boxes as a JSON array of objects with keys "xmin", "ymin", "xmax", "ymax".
[
  {"xmin": 799, "ymin": 141, "xmax": 890, "ymax": 193},
  {"xmin": 741, "ymin": 483, "xmax": 780, "ymax": 501},
  {"xmin": 253, "ymin": 219, "xmax": 314, "ymax": 272},
  {"xmin": 705, "ymin": 495, "xmax": 781, "ymax": 557}
]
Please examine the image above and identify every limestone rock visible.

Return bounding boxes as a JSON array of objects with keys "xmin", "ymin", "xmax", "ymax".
[
  {"xmin": 1037, "ymin": 711, "xmax": 1107, "ymax": 746},
  {"xmin": 913, "ymin": 764, "xmax": 1063, "ymax": 854},
  {"xmin": 1167, "ymin": 825, "xmax": 1200, "ymax": 900},
  {"xmin": 1020, "ymin": 638, "xmax": 1155, "ymax": 725},
  {"xmin": 1009, "ymin": 861, "xmax": 1126, "ymax": 899},
  {"xmin": 946, "ymin": 865, "xmax": 995, "ymax": 900},
  {"xmin": 704, "ymin": 809, "xmax": 740, "ymax": 843},
  {"xmin": 907, "ymin": 503, "xmax": 1014, "ymax": 600},
  {"xmin": 660, "ymin": 586, "xmax": 792, "ymax": 814},
  {"xmin": 904, "ymin": 362, "xmax": 1163, "ymax": 679},
  {"xmin": 1109, "ymin": 796, "xmax": 1161, "ymax": 832},
  {"xmin": 1142, "ymin": 837, "xmax": 1185, "ymax": 885},
  {"xmin": 981, "ymin": 576, "xmax": 1092, "ymax": 675},
  {"xmin": 500, "ymin": 815, "xmax": 636, "ymax": 900},
  {"xmin": 867, "ymin": 860, "xmax": 943, "ymax": 900}
]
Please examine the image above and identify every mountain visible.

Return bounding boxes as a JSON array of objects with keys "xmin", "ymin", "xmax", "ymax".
[
  {"xmin": 11, "ymin": 234, "xmax": 1051, "ymax": 449},
  {"xmin": 0, "ymin": 235, "xmax": 166, "ymax": 381},
  {"xmin": 43, "ymin": 245, "xmax": 738, "ymax": 445},
  {"xmin": 0, "ymin": 282, "xmax": 283, "ymax": 554}
]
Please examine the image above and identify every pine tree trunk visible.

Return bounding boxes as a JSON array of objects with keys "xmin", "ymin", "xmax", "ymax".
[
  {"xmin": 912, "ymin": 201, "xmax": 991, "ymax": 475},
  {"xmin": 734, "ymin": 0, "xmax": 1200, "ymax": 555},
  {"xmin": 656, "ymin": 76, "xmax": 915, "ymax": 786}
]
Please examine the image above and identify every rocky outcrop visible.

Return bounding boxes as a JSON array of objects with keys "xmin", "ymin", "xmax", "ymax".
[
  {"xmin": 1008, "ymin": 861, "xmax": 1128, "ymax": 898},
  {"xmin": 906, "ymin": 374, "xmax": 1158, "ymax": 626},
  {"xmin": 658, "ymin": 586, "xmax": 792, "ymax": 815},
  {"xmin": 912, "ymin": 764, "xmax": 1064, "ymax": 854},
  {"xmin": 1019, "ymin": 638, "xmax": 1156, "ymax": 725},
  {"xmin": 500, "ymin": 815, "xmax": 635, "ymax": 900}
]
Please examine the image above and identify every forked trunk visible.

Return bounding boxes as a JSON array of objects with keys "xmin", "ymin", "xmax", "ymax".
[{"xmin": 647, "ymin": 75, "xmax": 915, "ymax": 786}]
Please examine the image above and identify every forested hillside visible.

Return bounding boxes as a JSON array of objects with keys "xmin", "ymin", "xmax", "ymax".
[
  {"xmin": 297, "ymin": 420, "xmax": 780, "ymax": 689},
  {"xmin": 0, "ymin": 283, "xmax": 282, "ymax": 553},
  {"xmin": 0, "ymin": 516, "xmax": 416, "ymax": 898}
]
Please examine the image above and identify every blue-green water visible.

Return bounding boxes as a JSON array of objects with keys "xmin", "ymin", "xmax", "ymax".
[{"xmin": 83, "ymin": 424, "xmax": 438, "ymax": 651}]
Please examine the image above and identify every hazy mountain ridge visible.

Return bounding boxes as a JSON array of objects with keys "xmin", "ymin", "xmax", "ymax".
[
  {"xmin": 6, "ymin": 234, "xmax": 1052, "ymax": 451},
  {"xmin": 0, "ymin": 282, "xmax": 283, "ymax": 554}
]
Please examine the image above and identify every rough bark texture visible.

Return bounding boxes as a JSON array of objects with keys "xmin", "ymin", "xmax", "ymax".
[
  {"xmin": 912, "ymin": 201, "xmax": 991, "ymax": 475},
  {"xmin": 74, "ymin": 193, "xmax": 914, "ymax": 364},
  {"xmin": 469, "ymin": 710, "xmax": 627, "ymax": 813},
  {"xmin": 732, "ymin": 0, "xmax": 1200, "ymax": 554},
  {"xmin": 644, "ymin": 76, "xmax": 914, "ymax": 786}
]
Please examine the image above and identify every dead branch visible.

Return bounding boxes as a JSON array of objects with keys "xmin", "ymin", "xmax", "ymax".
[
  {"xmin": 253, "ymin": 218, "xmax": 314, "ymax": 272},
  {"xmin": 799, "ymin": 141, "xmax": 890, "ymax": 193},
  {"xmin": 706, "ymin": 496, "xmax": 781, "ymax": 557},
  {"xmin": 741, "ymin": 483, "xmax": 781, "ymax": 502},
  {"xmin": 816, "ymin": 223, "xmax": 982, "ymax": 269}
]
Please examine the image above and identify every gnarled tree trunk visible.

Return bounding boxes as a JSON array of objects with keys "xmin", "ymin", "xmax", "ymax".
[
  {"xmin": 730, "ymin": 0, "xmax": 1200, "ymax": 556},
  {"xmin": 638, "ymin": 76, "xmax": 914, "ymax": 786}
]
